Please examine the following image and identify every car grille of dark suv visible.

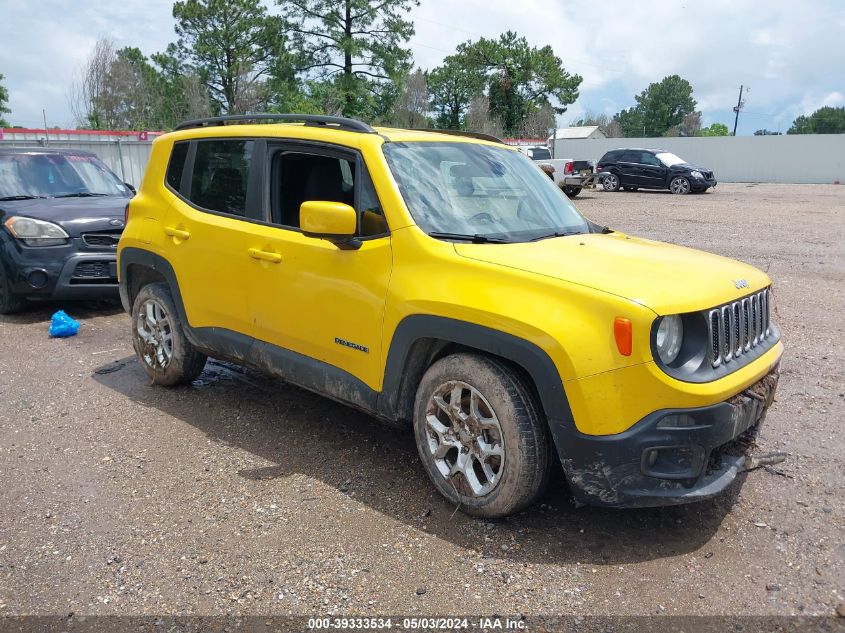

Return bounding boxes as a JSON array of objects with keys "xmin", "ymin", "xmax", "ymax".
[
  {"xmin": 703, "ymin": 171, "xmax": 714, "ymax": 180},
  {"xmin": 82, "ymin": 231, "xmax": 121, "ymax": 249},
  {"xmin": 71, "ymin": 261, "xmax": 115, "ymax": 284},
  {"xmin": 708, "ymin": 288, "xmax": 771, "ymax": 367}
]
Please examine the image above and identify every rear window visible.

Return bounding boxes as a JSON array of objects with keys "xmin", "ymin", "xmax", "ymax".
[
  {"xmin": 166, "ymin": 142, "xmax": 189, "ymax": 192},
  {"xmin": 187, "ymin": 140, "xmax": 254, "ymax": 217},
  {"xmin": 527, "ymin": 147, "xmax": 551, "ymax": 160}
]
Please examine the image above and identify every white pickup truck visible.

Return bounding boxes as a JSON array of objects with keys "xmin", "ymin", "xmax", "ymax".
[{"xmin": 515, "ymin": 146, "xmax": 594, "ymax": 198}]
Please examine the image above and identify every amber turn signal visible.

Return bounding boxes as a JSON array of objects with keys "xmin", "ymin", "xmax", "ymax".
[{"xmin": 614, "ymin": 317, "xmax": 632, "ymax": 356}]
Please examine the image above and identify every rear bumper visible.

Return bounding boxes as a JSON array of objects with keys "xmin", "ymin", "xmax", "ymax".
[
  {"xmin": 1, "ymin": 235, "xmax": 119, "ymax": 300},
  {"xmin": 559, "ymin": 368, "xmax": 779, "ymax": 507}
]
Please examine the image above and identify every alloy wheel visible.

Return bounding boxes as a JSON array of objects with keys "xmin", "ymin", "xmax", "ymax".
[
  {"xmin": 136, "ymin": 299, "xmax": 174, "ymax": 369},
  {"xmin": 424, "ymin": 381, "xmax": 505, "ymax": 497},
  {"xmin": 670, "ymin": 177, "xmax": 691, "ymax": 194}
]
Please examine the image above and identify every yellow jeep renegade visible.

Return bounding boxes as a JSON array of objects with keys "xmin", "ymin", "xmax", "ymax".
[{"xmin": 117, "ymin": 114, "xmax": 783, "ymax": 518}]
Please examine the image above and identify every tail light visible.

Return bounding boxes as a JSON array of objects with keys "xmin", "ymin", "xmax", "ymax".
[
  {"xmin": 596, "ymin": 164, "xmax": 603, "ymax": 172},
  {"xmin": 564, "ymin": 161, "xmax": 574, "ymax": 175}
]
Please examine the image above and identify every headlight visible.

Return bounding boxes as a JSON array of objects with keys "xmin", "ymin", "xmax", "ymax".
[
  {"xmin": 690, "ymin": 170, "xmax": 703, "ymax": 179},
  {"xmin": 3, "ymin": 216, "xmax": 69, "ymax": 246},
  {"xmin": 655, "ymin": 315, "xmax": 684, "ymax": 364}
]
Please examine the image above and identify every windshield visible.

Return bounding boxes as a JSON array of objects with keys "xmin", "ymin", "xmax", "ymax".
[
  {"xmin": 383, "ymin": 142, "xmax": 590, "ymax": 242},
  {"xmin": 656, "ymin": 152, "xmax": 686, "ymax": 167},
  {"xmin": 0, "ymin": 152, "xmax": 130, "ymax": 199}
]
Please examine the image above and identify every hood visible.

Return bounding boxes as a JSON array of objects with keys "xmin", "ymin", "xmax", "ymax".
[
  {"xmin": 670, "ymin": 162, "xmax": 709, "ymax": 173},
  {"xmin": 0, "ymin": 196, "xmax": 129, "ymax": 237},
  {"xmin": 455, "ymin": 232, "xmax": 770, "ymax": 315}
]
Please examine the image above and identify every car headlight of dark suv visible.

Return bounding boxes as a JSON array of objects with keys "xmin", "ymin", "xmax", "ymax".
[{"xmin": 3, "ymin": 216, "xmax": 70, "ymax": 247}]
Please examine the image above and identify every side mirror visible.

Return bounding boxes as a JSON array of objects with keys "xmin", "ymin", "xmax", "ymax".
[
  {"xmin": 300, "ymin": 201, "xmax": 360, "ymax": 250},
  {"xmin": 124, "ymin": 182, "xmax": 136, "ymax": 194}
]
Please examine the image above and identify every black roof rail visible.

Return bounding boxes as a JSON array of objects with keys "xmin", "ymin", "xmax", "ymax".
[
  {"xmin": 414, "ymin": 128, "xmax": 505, "ymax": 144},
  {"xmin": 174, "ymin": 113, "xmax": 377, "ymax": 134}
]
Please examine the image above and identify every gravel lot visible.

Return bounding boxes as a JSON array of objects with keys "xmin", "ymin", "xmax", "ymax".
[{"xmin": 1, "ymin": 183, "xmax": 843, "ymax": 622}]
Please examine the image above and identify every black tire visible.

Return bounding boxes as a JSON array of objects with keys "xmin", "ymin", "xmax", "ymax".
[
  {"xmin": 669, "ymin": 176, "xmax": 691, "ymax": 195},
  {"xmin": 0, "ymin": 259, "xmax": 28, "ymax": 315},
  {"xmin": 602, "ymin": 173, "xmax": 621, "ymax": 192},
  {"xmin": 413, "ymin": 353, "xmax": 550, "ymax": 518},
  {"xmin": 563, "ymin": 186, "xmax": 582, "ymax": 198},
  {"xmin": 131, "ymin": 282, "xmax": 207, "ymax": 386}
]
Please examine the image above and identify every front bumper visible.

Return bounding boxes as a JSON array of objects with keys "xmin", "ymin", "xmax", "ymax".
[
  {"xmin": 691, "ymin": 175, "xmax": 717, "ymax": 190},
  {"xmin": 1, "ymin": 235, "xmax": 119, "ymax": 300},
  {"xmin": 560, "ymin": 368, "xmax": 779, "ymax": 507}
]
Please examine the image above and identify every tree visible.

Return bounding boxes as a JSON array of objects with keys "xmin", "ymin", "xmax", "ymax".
[
  {"xmin": 465, "ymin": 95, "xmax": 503, "ymax": 138},
  {"xmin": 754, "ymin": 128, "xmax": 781, "ymax": 136},
  {"xmin": 451, "ymin": 31, "xmax": 581, "ymax": 136},
  {"xmin": 69, "ymin": 38, "xmax": 117, "ymax": 129},
  {"xmin": 428, "ymin": 55, "xmax": 483, "ymax": 129},
  {"xmin": 392, "ymin": 69, "xmax": 429, "ymax": 128},
  {"xmin": 787, "ymin": 106, "xmax": 845, "ymax": 134},
  {"xmin": 614, "ymin": 75, "xmax": 697, "ymax": 137},
  {"xmin": 698, "ymin": 122, "xmax": 729, "ymax": 137},
  {"xmin": 0, "ymin": 73, "xmax": 10, "ymax": 127},
  {"xmin": 518, "ymin": 102, "xmax": 555, "ymax": 138},
  {"xmin": 280, "ymin": 0, "xmax": 419, "ymax": 119},
  {"xmin": 572, "ymin": 110, "xmax": 622, "ymax": 138},
  {"xmin": 172, "ymin": 0, "xmax": 286, "ymax": 114}
]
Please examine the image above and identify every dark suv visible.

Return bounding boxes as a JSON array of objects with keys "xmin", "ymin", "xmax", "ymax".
[
  {"xmin": 0, "ymin": 148, "xmax": 133, "ymax": 313},
  {"xmin": 597, "ymin": 148, "xmax": 716, "ymax": 194}
]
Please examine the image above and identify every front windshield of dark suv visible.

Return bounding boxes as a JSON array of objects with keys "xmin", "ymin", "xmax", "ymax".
[
  {"xmin": 383, "ymin": 142, "xmax": 590, "ymax": 242},
  {"xmin": 0, "ymin": 152, "xmax": 130, "ymax": 200}
]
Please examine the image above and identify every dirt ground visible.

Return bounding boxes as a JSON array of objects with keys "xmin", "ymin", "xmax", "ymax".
[{"xmin": 0, "ymin": 183, "xmax": 843, "ymax": 622}]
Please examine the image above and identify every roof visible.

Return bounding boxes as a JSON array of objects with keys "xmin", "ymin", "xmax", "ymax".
[{"xmin": 552, "ymin": 126, "xmax": 604, "ymax": 139}]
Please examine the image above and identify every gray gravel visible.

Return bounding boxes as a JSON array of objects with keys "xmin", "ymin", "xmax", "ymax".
[{"xmin": 0, "ymin": 183, "xmax": 843, "ymax": 617}]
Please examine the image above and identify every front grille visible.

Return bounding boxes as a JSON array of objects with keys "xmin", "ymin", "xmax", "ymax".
[
  {"xmin": 82, "ymin": 232, "xmax": 121, "ymax": 248},
  {"xmin": 71, "ymin": 261, "xmax": 114, "ymax": 284},
  {"xmin": 708, "ymin": 288, "xmax": 771, "ymax": 367},
  {"xmin": 704, "ymin": 171, "xmax": 714, "ymax": 180}
]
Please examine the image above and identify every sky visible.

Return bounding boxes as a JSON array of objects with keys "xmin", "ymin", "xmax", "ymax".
[{"xmin": 1, "ymin": 0, "xmax": 843, "ymax": 135}]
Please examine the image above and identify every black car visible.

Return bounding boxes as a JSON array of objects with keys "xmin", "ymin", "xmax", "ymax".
[
  {"xmin": 596, "ymin": 148, "xmax": 717, "ymax": 194},
  {"xmin": 0, "ymin": 148, "xmax": 133, "ymax": 313}
]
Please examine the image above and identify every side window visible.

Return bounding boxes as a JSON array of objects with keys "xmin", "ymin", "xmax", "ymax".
[
  {"xmin": 271, "ymin": 150, "xmax": 387, "ymax": 237},
  {"xmin": 640, "ymin": 152, "xmax": 660, "ymax": 166},
  {"xmin": 620, "ymin": 151, "xmax": 640, "ymax": 163},
  {"xmin": 188, "ymin": 140, "xmax": 253, "ymax": 217},
  {"xmin": 166, "ymin": 142, "xmax": 189, "ymax": 192}
]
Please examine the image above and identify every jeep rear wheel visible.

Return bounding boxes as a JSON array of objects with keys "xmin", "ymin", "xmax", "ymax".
[
  {"xmin": 413, "ymin": 353, "xmax": 550, "ymax": 518},
  {"xmin": 132, "ymin": 283, "xmax": 207, "ymax": 386}
]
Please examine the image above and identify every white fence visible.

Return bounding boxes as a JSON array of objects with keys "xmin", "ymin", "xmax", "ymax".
[
  {"xmin": 553, "ymin": 134, "xmax": 845, "ymax": 184},
  {"xmin": 0, "ymin": 137, "xmax": 155, "ymax": 188}
]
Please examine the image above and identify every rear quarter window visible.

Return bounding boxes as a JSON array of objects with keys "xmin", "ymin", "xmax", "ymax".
[{"xmin": 166, "ymin": 142, "xmax": 189, "ymax": 192}]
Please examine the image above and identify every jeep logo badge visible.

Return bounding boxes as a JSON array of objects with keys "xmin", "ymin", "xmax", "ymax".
[{"xmin": 734, "ymin": 279, "xmax": 749, "ymax": 289}]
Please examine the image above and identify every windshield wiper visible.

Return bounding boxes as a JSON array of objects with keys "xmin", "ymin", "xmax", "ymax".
[
  {"xmin": 52, "ymin": 192, "xmax": 110, "ymax": 198},
  {"xmin": 428, "ymin": 231, "xmax": 513, "ymax": 244},
  {"xmin": 0, "ymin": 195, "xmax": 48, "ymax": 201},
  {"xmin": 529, "ymin": 230, "xmax": 582, "ymax": 242}
]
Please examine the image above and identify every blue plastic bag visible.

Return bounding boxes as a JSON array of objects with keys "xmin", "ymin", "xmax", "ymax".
[{"xmin": 49, "ymin": 310, "xmax": 80, "ymax": 338}]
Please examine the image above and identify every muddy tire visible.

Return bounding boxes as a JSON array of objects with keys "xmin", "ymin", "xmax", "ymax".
[
  {"xmin": 413, "ymin": 353, "xmax": 550, "ymax": 518},
  {"xmin": 131, "ymin": 282, "xmax": 207, "ymax": 386},
  {"xmin": 0, "ymin": 260, "xmax": 27, "ymax": 315}
]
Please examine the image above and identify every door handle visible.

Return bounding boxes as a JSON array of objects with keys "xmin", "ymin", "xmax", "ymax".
[
  {"xmin": 164, "ymin": 226, "xmax": 191, "ymax": 240},
  {"xmin": 248, "ymin": 248, "xmax": 282, "ymax": 263}
]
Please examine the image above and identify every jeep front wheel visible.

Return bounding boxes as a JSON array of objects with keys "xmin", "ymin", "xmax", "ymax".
[
  {"xmin": 132, "ymin": 282, "xmax": 207, "ymax": 386},
  {"xmin": 413, "ymin": 353, "xmax": 550, "ymax": 518}
]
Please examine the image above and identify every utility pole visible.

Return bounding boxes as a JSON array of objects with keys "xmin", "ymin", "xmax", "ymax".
[
  {"xmin": 732, "ymin": 85, "xmax": 745, "ymax": 136},
  {"xmin": 42, "ymin": 109, "xmax": 49, "ymax": 146}
]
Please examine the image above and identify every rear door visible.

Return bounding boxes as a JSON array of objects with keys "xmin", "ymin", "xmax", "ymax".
[
  {"xmin": 159, "ymin": 138, "xmax": 263, "ymax": 334},
  {"xmin": 616, "ymin": 150, "xmax": 642, "ymax": 186}
]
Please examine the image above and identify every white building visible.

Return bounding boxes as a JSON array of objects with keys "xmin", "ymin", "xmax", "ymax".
[{"xmin": 548, "ymin": 126, "xmax": 607, "ymax": 143}]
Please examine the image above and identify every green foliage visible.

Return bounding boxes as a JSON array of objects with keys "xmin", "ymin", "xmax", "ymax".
[
  {"xmin": 0, "ymin": 73, "xmax": 10, "ymax": 127},
  {"xmin": 445, "ymin": 31, "xmax": 581, "ymax": 135},
  {"xmin": 280, "ymin": 0, "xmax": 419, "ymax": 120},
  {"xmin": 172, "ymin": 0, "xmax": 286, "ymax": 114},
  {"xmin": 787, "ymin": 106, "xmax": 845, "ymax": 134},
  {"xmin": 698, "ymin": 122, "xmax": 729, "ymax": 136},
  {"xmin": 614, "ymin": 75, "xmax": 697, "ymax": 137},
  {"xmin": 753, "ymin": 129, "xmax": 781, "ymax": 135},
  {"xmin": 427, "ymin": 56, "xmax": 484, "ymax": 129}
]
